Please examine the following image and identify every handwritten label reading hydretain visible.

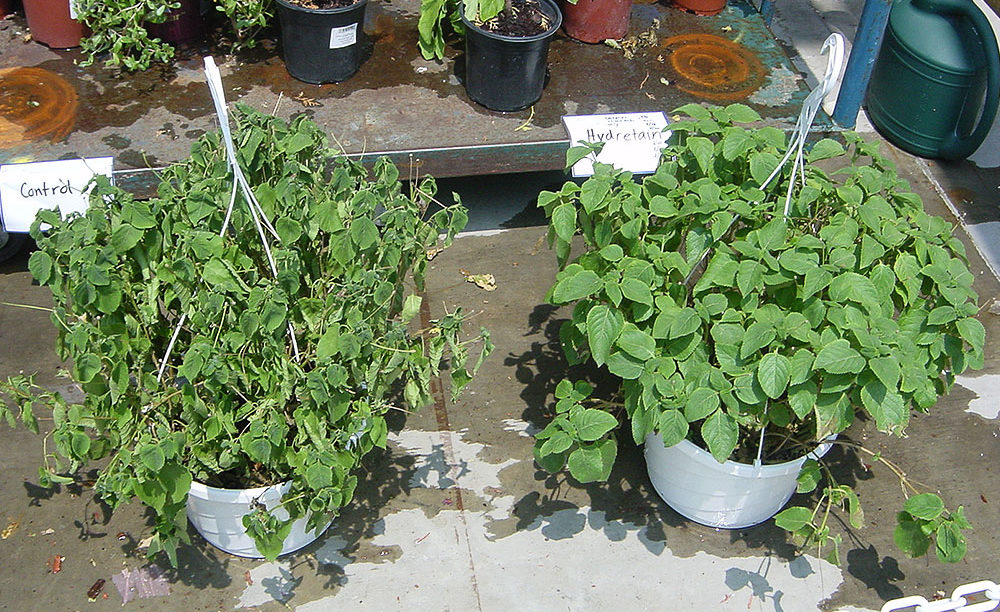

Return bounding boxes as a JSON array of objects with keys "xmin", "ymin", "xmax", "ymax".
[
  {"xmin": 0, "ymin": 157, "xmax": 114, "ymax": 232},
  {"xmin": 561, "ymin": 112, "xmax": 671, "ymax": 177}
]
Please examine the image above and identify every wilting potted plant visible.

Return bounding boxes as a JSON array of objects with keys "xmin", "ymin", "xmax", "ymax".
[
  {"xmin": 418, "ymin": 0, "xmax": 561, "ymax": 111},
  {"xmin": 72, "ymin": 0, "xmax": 268, "ymax": 70},
  {"xmin": 0, "ymin": 104, "xmax": 492, "ymax": 563},
  {"xmin": 533, "ymin": 103, "xmax": 982, "ymax": 564}
]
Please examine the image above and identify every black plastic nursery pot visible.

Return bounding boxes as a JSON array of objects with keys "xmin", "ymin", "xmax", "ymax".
[
  {"xmin": 275, "ymin": 0, "xmax": 368, "ymax": 84},
  {"xmin": 461, "ymin": 0, "xmax": 562, "ymax": 112}
]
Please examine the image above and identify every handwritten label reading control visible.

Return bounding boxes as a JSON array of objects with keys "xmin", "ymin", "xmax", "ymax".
[
  {"xmin": 561, "ymin": 112, "xmax": 671, "ymax": 177},
  {"xmin": 0, "ymin": 157, "xmax": 114, "ymax": 233}
]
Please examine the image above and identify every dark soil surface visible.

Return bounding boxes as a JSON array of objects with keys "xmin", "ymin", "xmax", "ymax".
[
  {"xmin": 479, "ymin": 0, "xmax": 552, "ymax": 37},
  {"xmin": 287, "ymin": 0, "xmax": 359, "ymax": 9}
]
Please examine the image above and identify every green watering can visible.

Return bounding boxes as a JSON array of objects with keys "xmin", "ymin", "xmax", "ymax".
[{"xmin": 867, "ymin": 0, "xmax": 1000, "ymax": 159}]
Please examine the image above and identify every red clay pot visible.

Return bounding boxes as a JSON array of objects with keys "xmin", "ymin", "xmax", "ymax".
[
  {"xmin": 22, "ymin": 0, "xmax": 84, "ymax": 48},
  {"xmin": 672, "ymin": 0, "xmax": 727, "ymax": 16},
  {"xmin": 145, "ymin": 0, "xmax": 205, "ymax": 43},
  {"xmin": 562, "ymin": 0, "xmax": 632, "ymax": 43}
]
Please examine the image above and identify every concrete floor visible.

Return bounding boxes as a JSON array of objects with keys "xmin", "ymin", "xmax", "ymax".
[{"xmin": 3, "ymin": 2, "xmax": 1000, "ymax": 612}]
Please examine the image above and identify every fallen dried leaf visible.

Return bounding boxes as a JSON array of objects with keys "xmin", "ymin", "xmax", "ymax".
[
  {"xmin": 48, "ymin": 555, "xmax": 65, "ymax": 573},
  {"xmin": 136, "ymin": 535, "xmax": 154, "ymax": 550},
  {"xmin": 293, "ymin": 92, "xmax": 320, "ymax": 107},
  {"xmin": 425, "ymin": 246, "xmax": 444, "ymax": 260},
  {"xmin": 466, "ymin": 274, "xmax": 496, "ymax": 291},
  {"xmin": 1, "ymin": 516, "xmax": 22, "ymax": 539},
  {"xmin": 982, "ymin": 494, "xmax": 988, "ymax": 503},
  {"xmin": 244, "ymin": 570, "xmax": 253, "ymax": 586},
  {"xmin": 87, "ymin": 579, "xmax": 106, "ymax": 601},
  {"xmin": 39, "ymin": 528, "xmax": 55, "ymax": 536}
]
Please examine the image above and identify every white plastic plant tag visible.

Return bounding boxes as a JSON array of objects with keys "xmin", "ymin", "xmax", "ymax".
[
  {"xmin": 561, "ymin": 112, "xmax": 671, "ymax": 177},
  {"xmin": 68, "ymin": 0, "xmax": 78, "ymax": 20},
  {"xmin": 329, "ymin": 24, "xmax": 358, "ymax": 49},
  {"xmin": 0, "ymin": 157, "xmax": 113, "ymax": 232}
]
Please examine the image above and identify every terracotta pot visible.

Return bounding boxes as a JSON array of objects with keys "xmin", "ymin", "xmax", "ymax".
[
  {"xmin": 22, "ymin": 0, "xmax": 84, "ymax": 48},
  {"xmin": 672, "ymin": 0, "xmax": 727, "ymax": 16},
  {"xmin": 145, "ymin": 0, "xmax": 205, "ymax": 43},
  {"xmin": 562, "ymin": 0, "xmax": 632, "ymax": 43}
]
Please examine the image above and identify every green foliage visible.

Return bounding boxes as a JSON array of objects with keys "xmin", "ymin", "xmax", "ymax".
[
  {"xmin": 0, "ymin": 104, "xmax": 490, "ymax": 564},
  {"xmin": 417, "ymin": 0, "xmax": 505, "ymax": 60},
  {"xmin": 75, "ymin": 0, "xmax": 272, "ymax": 70},
  {"xmin": 533, "ymin": 103, "xmax": 982, "ymax": 563}
]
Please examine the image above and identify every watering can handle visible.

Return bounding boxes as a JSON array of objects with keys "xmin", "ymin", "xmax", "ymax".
[{"xmin": 913, "ymin": 0, "xmax": 1000, "ymax": 159}]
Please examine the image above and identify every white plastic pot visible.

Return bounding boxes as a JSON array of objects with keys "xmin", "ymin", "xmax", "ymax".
[
  {"xmin": 186, "ymin": 480, "xmax": 332, "ymax": 558},
  {"xmin": 644, "ymin": 434, "xmax": 835, "ymax": 529}
]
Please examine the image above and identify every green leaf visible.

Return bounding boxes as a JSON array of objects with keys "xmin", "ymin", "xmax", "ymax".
[
  {"xmin": 724, "ymin": 103, "xmax": 761, "ymax": 123},
  {"xmin": 350, "ymin": 217, "xmax": 379, "ymax": 249},
  {"xmin": 814, "ymin": 339, "xmax": 865, "ymax": 374},
  {"xmin": 903, "ymin": 493, "xmax": 945, "ymax": 520},
  {"xmin": 401, "ymin": 294, "xmax": 422, "ymax": 323},
  {"xmin": 70, "ymin": 430, "xmax": 91, "ymax": 458},
  {"xmin": 586, "ymin": 305, "xmax": 623, "ymax": 367},
  {"xmin": 701, "ymin": 410, "xmax": 738, "ymax": 463},
  {"xmin": 796, "ymin": 459, "xmax": 822, "ymax": 493},
  {"xmin": 686, "ymin": 136, "xmax": 715, "ymax": 175},
  {"xmin": 111, "ymin": 223, "xmax": 143, "ymax": 252},
  {"xmin": 750, "ymin": 152, "xmax": 779, "ymax": 186},
  {"xmin": 894, "ymin": 514, "xmax": 931, "ymax": 558},
  {"xmin": 599, "ymin": 244, "xmax": 624, "ymax": 262},
  {"xmin": 868, "ymin": 356, "xmax": 900, "ymax": 389},
  {"xmin": 788, "ymin": 381, "xmax": 818, "ymax": 419},
  {"xmin": 27, "ymin": 251, "xmax": 53, "ymax": 285},
  {"xmin": 572, "ymin": 409, "xmax": 618, "ymax": 442},
  {"xmin": 657, "ymin": 409, "xmax": 688, "ymax": 446},
  {"xmin": 551, "ymin": 203, "xmax": 577, "ymax": 243},
  {"xmin": 552, "ymin": 269, "xmax": 603, "ymax": 303},
  {"xmin": 539, "ymin": 431, "xmax": 574, "ymax": 456},
  {"xmin": 860, "ymin": 381, "xmax": 907, "ymax": 432},
  {"xmin": 305, "ymin": 463, "xmax": 333, "ymax": 489},
  {"xmin": 774, "ymin": 506, "xmax": 813, "ymax": 532},
  {"xmin": 139, "ymin": 444, "xmax": 165, "ymax": 472},
  {"xmin": 935, "ymin": 522, "xmax": 967, "ymax": 563},
  {"xmin": 316, "ymin": 326, "xmax": 341, "ymax": 360},
  {"xmin": 275, "ymin": 217, "xmax": 303, "ymax": 244},
  {"xmin": 606, "ymin": 351, "xmax": 645, "ymax": 380},
  {"xmin": 956, "ymin": 317, "xmax": 985, "ymax": 351},
  {"xmin": 566, "ymin": 439, "xmax": 617, "ymax": 483},
  {"xmin": 620, "ymin": 278, "xmax": 653, "ymax": 306},
  {"xmin": 684, "ymin": 388, "xmax": 719, "ymax": 422},
  {"xmin": 617, "ymin": 325, "xmax": 656, "ymax": 361},
  {"xmin": 740, "ymin": 321, "xmax": 776, "ymax": 360},
  {"xmin": 806, "ymin": 138, "xmax": 845, "ymax": 162},
  {"xmin": 74, "ymin": 353, "xmax": 102, "ymax": 383},
  {"xmin": 757, "ymin": 353, "xmax": 790, "ymax": 399},
  {"xmin": 669, "ymin": 307, "xmax": 701, "ymax": 339}
]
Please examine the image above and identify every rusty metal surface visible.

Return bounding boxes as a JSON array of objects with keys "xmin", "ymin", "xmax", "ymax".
[{"xmin": 0, "ymin": 0, "xmax": 821, "ymax": 181}]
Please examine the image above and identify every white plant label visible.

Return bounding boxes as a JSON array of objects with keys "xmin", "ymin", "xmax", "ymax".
[
  {"xmin": 0, "ymin": 157, "xmax": 114, "ymax": 233},
  {"xmin": 329, "ymin": 24, "xmax": 358, "ymax": 49},
  {"xmin": 561, "ymin": 112, "xmax": 671, "ymax": 177},
  {"xmin": 68, "ymin": 0, "xmax": 78, "ymax": 20}
]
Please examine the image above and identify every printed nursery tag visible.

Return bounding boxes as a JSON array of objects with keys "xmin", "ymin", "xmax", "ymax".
[
  {"xmin": 329, "ymin": 24, "xmax": 358, "ymax": 49},
  {"xmin": 561, "ymin": 112, "xmax": 671, "ymax": 177},
  {"xmin": 0, "ymin": 157, "xmax": 114, "ymax": 232}
]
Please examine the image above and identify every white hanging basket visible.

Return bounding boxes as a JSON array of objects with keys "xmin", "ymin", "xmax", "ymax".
[
  {"xmin": 186, "ymin": 480, "xmax": 332, "ymax": 558},
  {"xmin": 644, "ymin": 434, "xmax": 835, "ymax": 529}
]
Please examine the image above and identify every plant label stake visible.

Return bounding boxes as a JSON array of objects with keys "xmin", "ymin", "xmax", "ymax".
[{"xmin": 157, "ymin": 57, "xmax": 302, "ymax": 382}]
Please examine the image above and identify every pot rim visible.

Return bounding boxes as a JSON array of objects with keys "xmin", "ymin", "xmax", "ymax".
[
  {"xmin": 189, "ymin": 479, "xmax": 291, "ymax": 503},
  {"xmin": 461, "ymin": 0, "xmax": 562, "ymax": 44},
  {"xmin": 274, "ymin": 0, "xmax": 368, "ymax": 16},
  {"xmin": 646, "ymin": 434, "xmax": 836, "ymax": 478}
]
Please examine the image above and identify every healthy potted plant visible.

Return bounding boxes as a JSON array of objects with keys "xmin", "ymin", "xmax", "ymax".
[
  {"xmin": 0, "ymin": 104, "xmax": 492, "ymax": 564},
  {"xmin": 418, "ymin": 0, "xmax": 561, "ymax": 111},
  {"xmin": 533, "ymin": 103, "xmax": 983, "ymax": 564}
]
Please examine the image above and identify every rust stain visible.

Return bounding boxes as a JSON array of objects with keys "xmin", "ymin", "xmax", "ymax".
[
  {"xmin": 0, "ymin": 67, "xmax": 78, "ymax": 147},
  {"xmin": 661, "ymin": 34, "xmax": 766, "ymax": 102}
]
